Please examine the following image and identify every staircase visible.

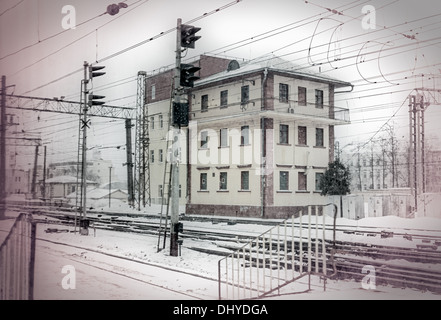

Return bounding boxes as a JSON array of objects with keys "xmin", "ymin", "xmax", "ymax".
[{"xmin": 218, "ymin": 205, "xmax": 336, "ymax": 300}]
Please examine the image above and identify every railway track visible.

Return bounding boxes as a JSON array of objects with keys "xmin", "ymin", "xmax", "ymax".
[{"xmin": 22, "ymin": 206, "xmax": 441, "ymax": 295}]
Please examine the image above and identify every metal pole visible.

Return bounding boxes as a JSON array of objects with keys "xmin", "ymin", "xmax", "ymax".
[
  {"xmin": 109, "ymin": 166, "xmax": 112, "ymax": 207},
  {"xmin": 125, "ymin": 119, "xmax": 134, "ymax": 207},
  {"xmin": 0, "ymin": 76, "xmax": 6, "ymax": 220},
  {"xmin": 42, "ymin": 146, "xmax": 47, "ymax": 202},
  {"xmin": 170, "ymin": 18, "xmax": 182, "ymax": 257},
  {"xmin": 81, "ymin": 61, "xmax": 89, "ymax": 231},
  {"xmin": 31, "ymin": 145, "xmax": 39, "ymax": 199}
]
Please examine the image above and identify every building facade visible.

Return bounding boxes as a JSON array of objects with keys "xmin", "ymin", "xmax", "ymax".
[{"xmin": 144, "ymin": 55, "xmax": 352, "ymax": 218}]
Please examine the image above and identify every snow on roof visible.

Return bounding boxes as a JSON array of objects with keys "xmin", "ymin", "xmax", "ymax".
[
  {"xmin": 65, "ymin": 187, "xmax": 128, "ymax": 199},
  {"xmin": 45, "ymin": 175, "xmax": 97, "ymax": 184},
  {"xmin": 195, "ymin": 54, "xmax": 352, "ymax": 88},
  {"xmin": 87, "ymin": 188, "xmax": 128, "ymax": 199}
]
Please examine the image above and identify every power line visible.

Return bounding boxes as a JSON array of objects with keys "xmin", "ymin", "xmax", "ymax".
[
  {"xmin": 0, "ymin": 0, "xmax": 25, "ymax": 18},
  {"xmin": 17, "ymin": 0, "xmax": 242, "ymax": 95}
]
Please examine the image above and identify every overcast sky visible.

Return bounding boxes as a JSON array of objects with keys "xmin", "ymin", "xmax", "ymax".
[{"xmin": 1, "ymin": 0, "xmax": 441, "ymax": 180}]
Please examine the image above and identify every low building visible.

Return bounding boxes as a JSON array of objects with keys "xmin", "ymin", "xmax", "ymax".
[{"xmin": 43, "ymin": 175, "xmax": 98, "ymax": 200}]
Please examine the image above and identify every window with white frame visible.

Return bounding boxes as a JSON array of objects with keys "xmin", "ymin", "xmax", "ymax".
[
  {"xmin": 200, "ymin": 131, "xmax": 208, "ymax": 149},
  {"xmin": 280, "ymin": 124, "xmax": 289, "ymax": 144},
  {"xmin": 200, "ymin": 173, "xmax": 207, "ymax": 190},
  {"xmin": 241, "ymin": 85, "xmax": 249, "ymax": 105},
  {"xmin": 241, "ymin": 171, "xmax": 249, "ymax": 190},
  {"xmin": 219, "ymin": 172, "xmax": 228, "ymax": 190},
  {"xmin": 280, "ymin": 171, "xmax": 289, "ymax": 191},
  {"xmin": 241, "ymin": 126, "xmax": 249, "ymax": 145},
  {"xmin": 279, "ymin": 83, "xmax": 289, "ymax": 103},
  {"xmin": 220, "ymin": 128, "xmax": 228, "ymax": 147},
  {"xmin": 201, "ymin": 94, "xmax": 208, "ymax": 112},
  {"xmin": 298, "ymin": 172, "xmax": 307, "ymax": 191},
  {"xmin": 315, "ymin": 128, "xmax": 324, "ymax": 147},
  {"xmin": 220, "ymin": 90, "xmax": 228, "ymax": 108},
  {"xmin": 298, "ymin": 86, "xmax": 307, "ymax": 106},
  {"xmin": 315, "ymin": 89, "xmax": 323, "ymax": 108}
]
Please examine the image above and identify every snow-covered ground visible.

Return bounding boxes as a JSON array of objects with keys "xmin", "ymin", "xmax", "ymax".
[
  {"xmin": 32, "ymin": 225, "xmax": 441, "ymax": 300},
  {"xmin": 2, "ymin": 201, "xmax": 441, "ymax": 300}
]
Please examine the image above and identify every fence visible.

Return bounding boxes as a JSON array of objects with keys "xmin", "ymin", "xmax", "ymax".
[
  {"xmin": 0, "ymin": 213, "xmax": 36, "ymax": 300},
  {"xmin": 218, "ymin": 205, "xmax": 337, "ymax": 300}
]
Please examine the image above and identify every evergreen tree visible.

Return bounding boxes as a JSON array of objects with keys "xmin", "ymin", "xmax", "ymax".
[{"xmin": 319, "ymin": 159, "xmax": 351, "ymax": 217}]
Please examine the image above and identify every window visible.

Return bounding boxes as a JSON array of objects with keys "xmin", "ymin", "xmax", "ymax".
[
  {"xmin": 241, "ymin": 126, "xmax": 249, "ymax": 145},
  {"xmin": 280, "ymin": 171, "xmax": 289, "ymax": 191},
  {"xmin": 159, "ymin": 149, "xmax": 163, "ymax": 162},
  {"xmin": 279, "ymin": 124, "xmax": 289, "ymax": 144},
  {"xmin": 298, "ymin": 86, "xmax": 307, "ymax": 106},
  {"xmin": 241, "ymin": 85, "xmax": 249, "ymax": 105},
  {"xmin": 241, "ymin": 171, "xmax": 249, "ymax": 190},
  {"xmin": 150, "ymin": 150, "xmax": 154, "ymax": 163},
  {"xmin": 315, "ymin": 128, "xmax": 324, "ymax": 147},
  {"xmin": 159, "ymin": 115, "xmax": 163, "ymax": 128},
  {"xmin": 279, "ymin": 83, "xmax": 289, "ymax": 103},
  {"xmin": 220, "ymin": 128, "xmax": 228, "ymax": 147},
  {"xmin": 151, "ymin": 84, "xmax": 156, "ymax": 100},
  {"xmin": 200, "ymin": 131, "xmax": 208, "ymax": 149},
  {"xmin": 201, "ymin": 94, "xmax": 208, "ymax": 112},
  {"xmin": 200, "ymin": 173, "xmax": 207, "ymax": 190},
  {"xmin": 220, "ymin": 90, "xmax": 228, "ymax": 108},
  {"xmin": 179, "ymin": 184, "xmax": 182, "ymax": 198},
  {"xmin": 150, "ymin": 116, "xmax": 155, "ymax": 130},
  {"xmin": 219, "ymin": 172, "xmax": 228, "ymax": 190},
  {"xmin": 298, "ymin": 172, "xmax": 307, "ymax": 191},
  {"xmin": 315, "ymin": 89, "xmax": 323, "ymax": 108},
  {"xmin": 315, "ymin": 172, "xmax": 324, "ymax": 191},
  {"xmin": 158, "ymin": 185, "xmax": 163, "ymax": 197},
  {"xmin": 298, "ymin": 126, "xmax": 307, "ymax": 145}
]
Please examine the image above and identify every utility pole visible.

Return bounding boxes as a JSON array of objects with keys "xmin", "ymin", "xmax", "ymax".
[
  {"xmin": 80, "ymin": 61, "xmax": 106, "ymax": 234},
  {"xmin": 81, "ymin": 61, "xmax": 89, "ymax": 232},
  {"xmin": 109, "ymin": 166, "xmax": 112, "ymax": 207},
  {"xmin": 370, "ymin": 142, "xmax": 374, "ymax": 189},
  {"xmin": 42, "ymin": 145, "xmax": 47, "ymax": 202},
  {"xmin": 31, "ymin": 145, "xmax": 39, "ymax": 199},
  {"xmin": 170, "ymin": 18, "xmax": 183, "ymax": 257},
  {"xmin": 170, "ymin": 18, "xmax": 201, "ymax": 256},
  {"xmin": 125, "ymin": 119, "xmax": 134, "ymax": 207},
  {"xmin": 0, "ymin": 76, "xmax": 6, "ymax": 219}
]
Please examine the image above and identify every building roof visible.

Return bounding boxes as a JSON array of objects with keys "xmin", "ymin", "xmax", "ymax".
[
  {"xmin": 66, "ymin": 187, "xmax": 128, "ymax": 199},
  {"xmin": 45, "ymin": 175, "xmax": 97, "ymax": 184},
  {"xmin": 194, "ymin": 54, "xmax": 353, "ymax": 89}
]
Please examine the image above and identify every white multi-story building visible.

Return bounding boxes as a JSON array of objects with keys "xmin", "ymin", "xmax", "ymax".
[{"xmin": 145, "ymin": 55, "xmax": 352, "ymax": 219}]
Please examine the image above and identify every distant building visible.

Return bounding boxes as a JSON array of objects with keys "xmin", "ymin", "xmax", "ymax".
[
  {"xmin": 48, "ymin": 150, "xmax": 116, "ymax": 185},
  {"xmin": 43, "ymin": 175, "xmax": 98, "ymax": 200}
]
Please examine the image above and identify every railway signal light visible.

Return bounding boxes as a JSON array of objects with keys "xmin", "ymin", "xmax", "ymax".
[
  {"xmin": 174, "ymin": 222, "xmax": 184, "ymax": 233},
  {"xmin": 172, "ymin": 102, "xmax": 189, "ymax": 127},
  {"xmin": 89, "ymin": 65, "xmax": 106, "ymax": 80},
  {"xmin": 88, "ymin": 93, "xmax": 106, "ymax": 107},
  {"xmin": 180, "ymin": 64, "xmax": 200, "ymax": 88},
  {"xmin": 181, "ymin": 24, "xmax": 201, "ymax": 49}
]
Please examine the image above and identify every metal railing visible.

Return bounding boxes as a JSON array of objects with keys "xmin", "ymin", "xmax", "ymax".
[
  {"xmin": 0, "ymin": 213, "xmax": 36, "ymax": 300},
  {"xmin": 218, "ymin": 205, "xmax": 336, "ymax": 300}
]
